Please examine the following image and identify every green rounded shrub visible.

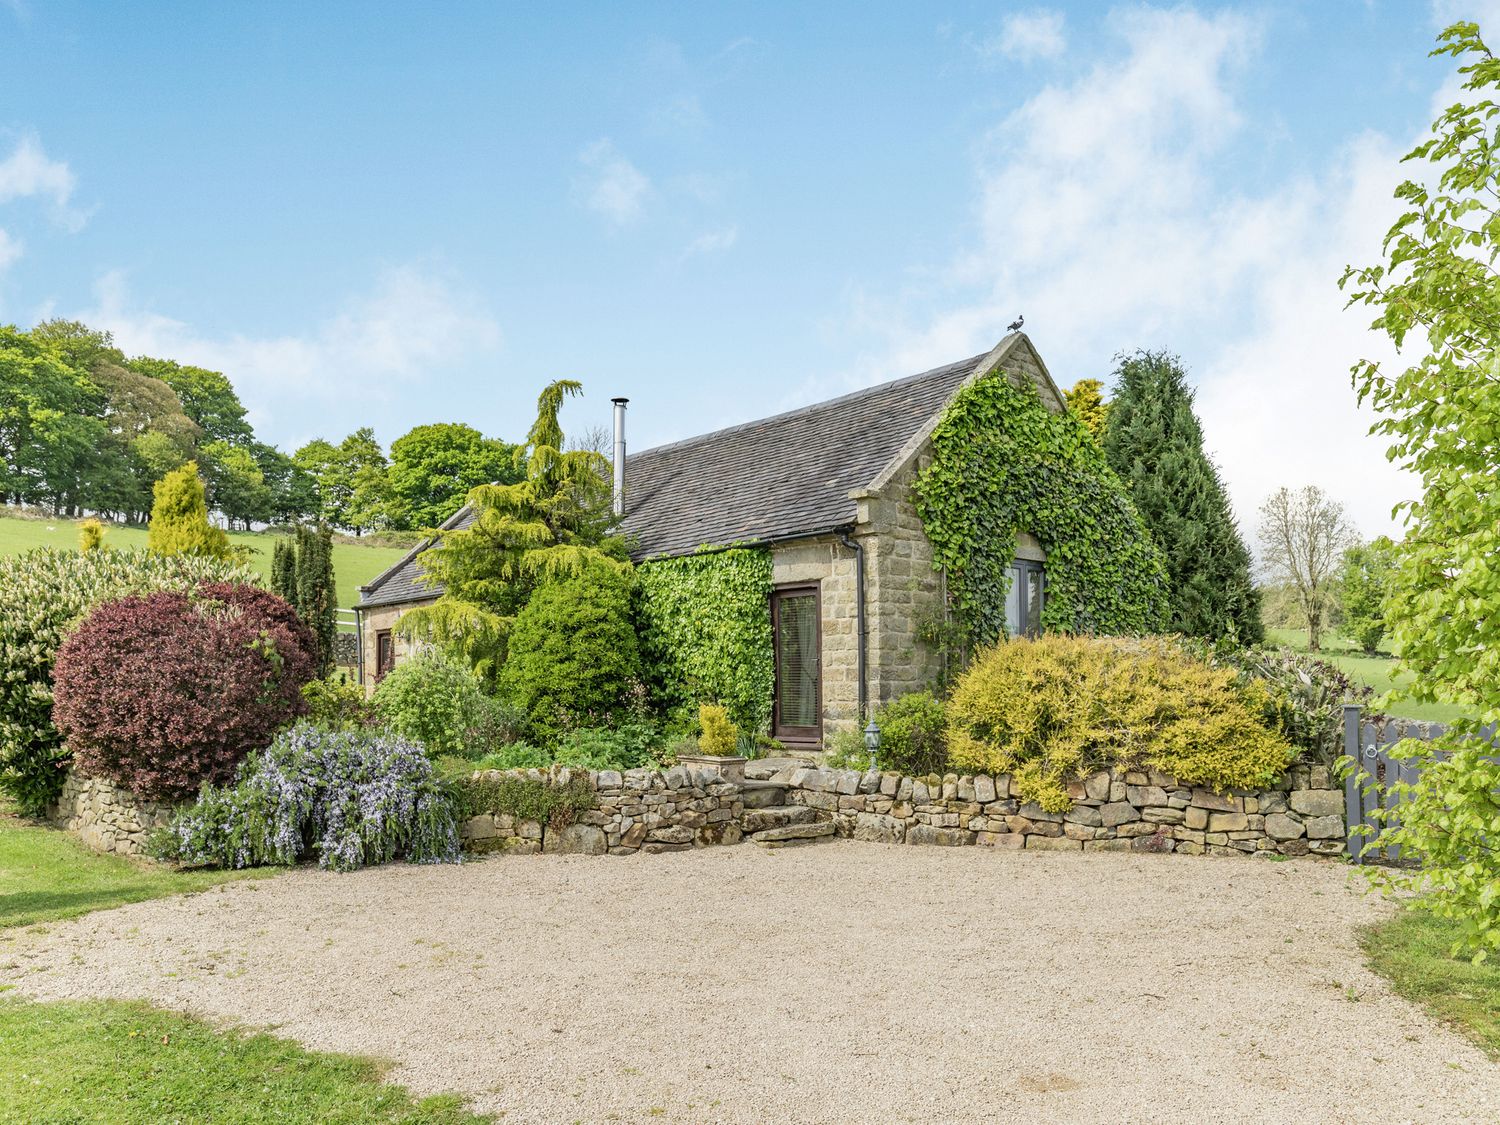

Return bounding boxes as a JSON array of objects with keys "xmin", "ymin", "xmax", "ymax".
[
  {"xmin": 552, "ymin": 722, "xmax": 660, "ymax": 770},
  {"xmin": 874, "ymin": 691, "xmax": 949, "ymax": 775},
  {"xmin": 947, "ymin": 635, "xmax": 1292, "ymax": 812},
  {"xmin": 0, "ymin": 547, "xmax": 255, "ymax": 815},
  {"xmin": 499, "ymin": 563, "xmax": 643, "ymax": 738},
  {"xmin": 372, "ymin": 649, "xmax": 488, "ymax": 757}
]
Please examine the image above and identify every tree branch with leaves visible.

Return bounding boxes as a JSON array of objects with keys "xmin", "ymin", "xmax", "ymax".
[{"xmin": 1341, "ymin": 20, "xmax": 1500, "ymax": 961}]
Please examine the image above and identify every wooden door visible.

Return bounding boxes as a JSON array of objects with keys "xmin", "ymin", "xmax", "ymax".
[{"xmin": 771, "ymin": 584, "xmax": 821, "ymax": 744}]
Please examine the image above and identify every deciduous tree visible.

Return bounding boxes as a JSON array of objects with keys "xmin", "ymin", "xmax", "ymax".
[
  {"xmin": 1337, "ymin": 536, "xmax": 1397, "ymax": 654},
  {"xmin": 200, "ymin": 440, "xmax": 272, "ymax": 529},
  {"xmin": 130, "ymin": 357, "xmax": 254, "ymax": 446},
  {"xmin": 1340, "ymin": 20, "xmax": 1500, "ymax": 959},
  {"xmin": 1256, "ymin": 485, "xmax": 1354, "ymax": 653},
  {"xmin": 384, "ymin": 422, "xmax": 519, "ymax": 530},
  {"xmin": 0, "ymin": 326, "xmax": 114, "ymax": 513}
]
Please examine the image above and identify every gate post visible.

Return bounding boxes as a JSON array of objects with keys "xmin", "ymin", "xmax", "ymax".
[{"xmin": 1342, "ymin": 704, "xmax": 1364, "ymax": 863}]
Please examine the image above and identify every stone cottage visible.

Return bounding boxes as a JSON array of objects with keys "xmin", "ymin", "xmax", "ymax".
[{"xmin": 355, "ymin": 331, "xmax": 1065, "ymax": 748}]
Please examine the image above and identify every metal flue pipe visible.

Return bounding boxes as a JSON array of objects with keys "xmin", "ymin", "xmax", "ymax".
[{"xmin": 611, "ymin": 397, "xmax": 629, "ymax": 517}]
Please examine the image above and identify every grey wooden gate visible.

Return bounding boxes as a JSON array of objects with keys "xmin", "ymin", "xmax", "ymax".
[{"xmin": 1341, "ymin": 704, "xmax": 1497, "ymax": 864}]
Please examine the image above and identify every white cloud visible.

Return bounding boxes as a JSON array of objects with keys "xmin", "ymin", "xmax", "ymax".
[
  {"xmin": 978, "ymin": 9, "xmax": 1068, "ymax": 61},
  {"xmin": 835, "ymin": 5, "xmax": 1419, "ymax": 537},
  {"xmin": 680, "ymin": 224, "xmax": 739, "ymax": 260},
  {"xmin": 1429, "ymin": 0, "xmax": 1500, "ymax": 30},
  {"xmin": 78, "ymin": 265, "xmax": 502, "ymax": 441},
  {"xmin": 0, "ymin": 229, "xmax": 21, "ymax": 272},
  {"xmin": 0, "ymin": 133, "xmax": 84, "ymax": 277},
  {"xmin": 576, "ymin": 139, "xmax": 651, "ymax": 225},
  {"xmin": 0, "ymin": 133, "xmax": 82, "ymax": 229}
]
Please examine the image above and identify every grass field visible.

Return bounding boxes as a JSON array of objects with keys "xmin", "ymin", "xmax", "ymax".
[
  {"xmin": 0, "ymin": 997, "xmax": 488, "ymax": 1124},
  {"xmin": 1361, "ymin": 909, "xmax": 1500, "ymax": 1059},
  {"xmin": 1265, "ymin": 627, "xmax": 1468, "ymax": 725},
  {"xmin": 0, "ymin": 803, "xmax": 267, "ymax": 930},
  {"xmin": 0, "ymin": 512, "xmax": 408, "ymax": 621}
]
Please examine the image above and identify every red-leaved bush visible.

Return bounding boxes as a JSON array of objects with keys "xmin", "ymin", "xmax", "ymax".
[{"xmin": 52, "ymin": 583, "xmax": 316, "ymax": 802}]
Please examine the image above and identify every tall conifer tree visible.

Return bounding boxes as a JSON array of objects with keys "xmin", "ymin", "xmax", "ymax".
[
  {"xmin": 1102, "ymin": 351, "xmax": 1262, "ymax": 643},
  {"xmin": 146, "ymin": 462, "xmax": 233, "ymax": 560},
  {"xmin": 271, "ymin": 538, "xmax": 297, "ymax": 603},
  {"xmin": 270, "ymin": 525, "xmax": 337, "ymax": 676}
]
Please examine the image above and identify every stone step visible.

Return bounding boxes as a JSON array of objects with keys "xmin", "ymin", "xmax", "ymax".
[
  {"xmin": 740, "ymin": 782, "xmax": 788, "ymax": 809},
  {"xmin": 749, "ymin": 821, "xmax": 835, "ymax": 848},
  {"xmin": 741, "ymin": 805, "xmax": 818, "ymax": 833},
  {"xmin": 744, "ymin": 756, "xmax": 816, "ymax": 782}
]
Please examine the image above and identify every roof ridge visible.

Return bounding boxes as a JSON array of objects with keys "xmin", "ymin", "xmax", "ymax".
[
  {"xmin": 626, "ymin": 351, "xmax": 989, "ymax": 462},
  {"xmin": 357, "ymin": 503, "xmax": 474, "ymax": 597}
]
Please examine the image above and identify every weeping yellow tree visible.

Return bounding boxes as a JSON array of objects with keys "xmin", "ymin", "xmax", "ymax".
[{"xmin": 397, "ymin": 380, "xmax": 629, "ymax": 679}]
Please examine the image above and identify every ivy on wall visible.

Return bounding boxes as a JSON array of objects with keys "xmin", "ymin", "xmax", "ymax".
[
  {"xmin": 914, "ymin": 369, "xmax": 1169, "ymax": 648},
  {"xmin": 636, "ymin": 547, "xmax": 775, "ymax": 733}
]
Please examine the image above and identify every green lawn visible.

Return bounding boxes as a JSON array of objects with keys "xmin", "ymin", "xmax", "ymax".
[
  {"xmin": 0, "ymin": 807, "xmax": 265, "ymax": 930},
  {"xmin": 0, "ymin": 997, "xmax": 488, "ymax": 1124},
  {"xmin": 1264, "ymin": 627, "xmax": 1469, "ymax": 725},
  {"xmin": 1361, "ymin": 909, "xmax": 1500, "ymax": 1059},
  {"xmin": 0, "ymin": 812, "xmax": 488, "ymax": 1120},
  {"xmin": 0, "ymin": 512, "xmax": 408, "ymax": 623}
]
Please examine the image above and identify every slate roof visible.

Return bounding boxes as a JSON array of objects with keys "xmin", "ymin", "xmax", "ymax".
[
  {"xmin": 356, "ymin": 505, "xmax": 475, "ymax": 608},
  {"xmin": 617, "ymin": 352, "xmax": 985, "ymax": 558},
  {"xmin": 358, "ymin": 347, "xmax": 997, "ymax": 608}
]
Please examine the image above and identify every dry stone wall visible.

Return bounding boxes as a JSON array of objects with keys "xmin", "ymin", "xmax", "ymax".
[
  {"xmin": 459, "ymin": 765, "xmax": 744, "ymax": 857},
  {"xmin": 51, "ymin": 771, "xmax": 181, "ymax": 857},
  {"xmin": 457, "ymin": 760, "xmax": 1348, "ymax": 860},
  {"xmin": 775, "ymin": 762, "xmax": 1348, "ymax": 858}
]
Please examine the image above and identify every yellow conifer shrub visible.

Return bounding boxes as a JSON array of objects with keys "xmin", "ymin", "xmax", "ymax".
[
  {"xmin": 697, "ymin": 703, "xmax": 740, "ymax": 756},
  {"xmin": 946, "ymin": 635, "xmax": 1292, "ymax": 812},
  {"xmin": 147, "ymin": 461, "xmax": 233, "ymax": 560},
  {"xmin": 77, "ymin": 518, "xmax": 106, "ymax": 553}
]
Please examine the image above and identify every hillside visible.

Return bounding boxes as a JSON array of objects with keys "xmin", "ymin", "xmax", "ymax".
[{"xmin": 0, "ymin": 512, "xmax": 409, "ymax": 623}]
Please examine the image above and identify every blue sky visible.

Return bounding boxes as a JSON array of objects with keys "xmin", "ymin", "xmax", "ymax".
[{"xmin": 0, "ymin": 1, "xmax": 1493, "ymax": 534}]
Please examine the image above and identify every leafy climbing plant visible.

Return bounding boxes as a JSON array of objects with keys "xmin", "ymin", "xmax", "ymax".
[
  {"xmin": 914, "ymin": 368, "xmax": 1169, "ymax": 649},
  {"xmin": 635, "ymin": 547, "xmax": 775, "ymax": 733}
]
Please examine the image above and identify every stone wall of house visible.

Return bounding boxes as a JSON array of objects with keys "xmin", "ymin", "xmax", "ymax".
[
  {"xmin": 769, "ymin": 536, "xmax": 861, "ymax": 737},
  {"xmin": 853, "ymin": 453, "xmax": 946, "ymax": 705},
  {"xmin": 51, "ymin": 771, "xmax": 181, "ymax": 857},
  {"xmin": 356, "ymin": 601, "xmax": 429, "ymax": 690},
  {"xmin": 999, "ymin": 336, "xmax": 1066, "ymax": 412},
  {"xmin": 459, "ymin": 765, "xmax": 744, "ymax": 856},
  {"xmin": 776, "ymin": 763, "xmax": 1348, "ymax": 857}
]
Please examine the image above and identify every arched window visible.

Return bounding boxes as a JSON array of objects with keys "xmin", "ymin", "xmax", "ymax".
[{"xmin": 1004, "ymin": 533, "xmax": 1046, "ymax": 637}]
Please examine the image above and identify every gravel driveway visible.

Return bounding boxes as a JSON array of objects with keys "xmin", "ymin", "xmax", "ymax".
[{"xmin": 3, "ymin": 844, "xmax": 1496, "ymax": 1123}]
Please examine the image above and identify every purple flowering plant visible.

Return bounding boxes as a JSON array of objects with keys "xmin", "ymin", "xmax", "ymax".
[{"xmin": 152, "ymin": 723, "xmax": 460, "ymax": 872}]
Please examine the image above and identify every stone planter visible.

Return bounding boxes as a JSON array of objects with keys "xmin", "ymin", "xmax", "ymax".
[{"xmin": 675, "ymin": 754, "xmax": 748, "ymax": 784}]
